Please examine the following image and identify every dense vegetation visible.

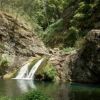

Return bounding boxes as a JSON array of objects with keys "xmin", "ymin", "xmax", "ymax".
[
  {"xmin": 0, "ymin": 0, "xmax": 69, "ymax": 31},
  {"xmin": 0, "ymin": 0, "xmax": 71, "ymax": 47},
  {"xmin": 44, "ymin": 0, "xmax": 100, "ymax": 47},
  {"xmin": 0, "ymin": 90, "xmax": 53, "ymax": 100},
  {"xmin": 0, "ymin": 0, "xmax": 99, "ymax": 48}
]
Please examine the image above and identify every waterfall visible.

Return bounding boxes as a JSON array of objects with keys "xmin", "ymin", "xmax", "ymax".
[
  {"xmin": 27, "ymin": 58, "xmax": 44, "ymax": 79},
  {"xmin": 13, "ymin": 58, "xmax": 44, "ymax": 80},
  {"xmin": 14, "ymin": 62, "xmax": 30, "ymax": 79}
]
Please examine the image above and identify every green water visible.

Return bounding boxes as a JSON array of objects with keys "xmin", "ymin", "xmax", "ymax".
[{"xmin": 0, "ymin": 80, "xmax": 100, "ymax": 100}]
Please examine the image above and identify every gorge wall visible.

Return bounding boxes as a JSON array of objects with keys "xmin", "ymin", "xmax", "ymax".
[
  {"xmin": 49, "ymin": 30, "xmax": 100, "ymax": 83},
  {"xmin": 0, "ymin": 11, "xmax": 48, "ymax": 78},
  {"xmin": 69, "ymin": 30, "xmax": 100, "ymax": 83},
  {"xmin": 0, "ymin": 11, "xmax": 99, "ymax": 83}
]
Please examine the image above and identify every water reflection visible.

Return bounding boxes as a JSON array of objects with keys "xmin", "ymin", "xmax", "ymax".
[
  {"xmin": 35, "ymin": 82, "xmax": 100, "ymax": 100},
  {"xmin": 0, "ymin": 80, "xmax": 100, "ymax": 100},
  {"xmin": 51, "ymin": 83, "xmax": 70, "ymax": 100},
  {"xmin": 0, "ymin": 80, "xmax": 36, "ymax": 97},
  {"xmin": 69, "ymin": 83, "xmax": 100, "ymax": 100},
  {"xmin": 16, "ymin": 80, "xmax": 36, "ymax": 93}
]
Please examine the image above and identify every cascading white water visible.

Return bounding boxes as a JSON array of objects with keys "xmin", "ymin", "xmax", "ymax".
[
  {"xmin": 13, "ymin": 58, "xmax": 44, "ymax": 80},
  {"xmin": 26, "ymin": 58, "xmax": 44, "ymax": 79},
  {"xmin": 13, "ymin": 62, "xmax": 30, "ymax": 79}
]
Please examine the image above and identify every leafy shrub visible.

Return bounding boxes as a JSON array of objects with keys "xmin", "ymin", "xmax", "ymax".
[
  {"xmin": 0, "ymin": 90, "xmax": 53, "ymax": 100},
  {"xmin": 20, "ymin": 90, "xmax": 53, "ymax": 100},
  {"xmin": 43, "ymin": 19, "xmax": 64, "ymax": 47},
  {"xmin": 43, "ymin": 63, "xmax": 57, "ymax": 81},
  {"xmin": 68, "ymin": 26, "xmax": 80, "ymax": 41},
  {"xmin": 0, "ymin": 96, "xmax": 11, "ymax": 100},
  {"xmin": 35, "ymin": 59, "xmax": 57, "ymax": 82},
  {"xmin": 69, "ymin": 26, "xmax": 79, "ymax": 34},
  {"xmin": 77, "ymin": 2, "xmax": 92, "ymax": 13},
  {"xmin": 0, "ymin": 57, "xmax": 9, "ymax": 76},
  {"xmin": 74, "ymin": 37, "xmax": 85, "ymax": 48},
  {"xmin": 63, "ymin": 47, "xmax": 75, "ymax": 52},
  {"xmin": 73, "ymin": 13, "xmax": 85, "ymax": 20},
  {"xmin": 44, "ymin": 19, "xmax": 63, "ymax": 34}
]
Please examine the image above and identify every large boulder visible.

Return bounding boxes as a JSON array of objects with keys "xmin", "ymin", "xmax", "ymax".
[
  {"xmin": 48, "ymin": 48, "xmax": 77, "ymax": 82},
  {"xmin": 0, "ymin": 11, "xmax": 48, "ymax": 76},
  {"xmin": 69, "ymin": 30, "xmax": 100, "ymax": 83}
]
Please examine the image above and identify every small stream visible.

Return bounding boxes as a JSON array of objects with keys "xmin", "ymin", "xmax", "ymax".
[{"xmin": 0, "ymin": 80, "xmax": 100, "ymax": 100}]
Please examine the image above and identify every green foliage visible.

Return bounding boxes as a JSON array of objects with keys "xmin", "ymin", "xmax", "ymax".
[
  {"xmin": 45, "ymin": 19, "xmax": 63, "ymax": 34},
  {"xmin": 69, "ymin": 26, "xmax": 80, "ymax": 39},
  {"xmin": 43, "ymin": 63, "xmax": 57, "ymax": 81},
  {"xmin": 35, "ymin": 58, "xmax": 57, "ymax": 82},
  {"xmin": 70, "ymin": 1, "xmax": 95, "ymax": 31},
  {"xmin": 74, "ymin": 37, "xmax": 85, "ymax": 48},
  {"xmin": 42, "ymin": 0, "xmax": 98, "ymax": 47},
  {"xmin": 0, "ymin": 96, "xmax": 12, "ymax": 100},
  {"xmin": 0, "ymin": 90, "xmax": 53, "ymax": 100},
  {"xmin": 69, "ymin": 26, "xmax": 79, "ymax": 34},
  {"xmin": 43, "ymin": 19, "xmax": 64, "ymax": 47},
  {"xmin": 0, "ymin": 56, "xmax": 8, "ymax": 76},
  {"xmin": 73, "ymin": 13, "xmax": 85, "ymax": 20},
  {"xmin": 0, "ymin": 0, "xmax": 69, "ymax": 30},
  {"xmin": 0, "ymin": 44, "xmax": 5, "ymax": 49},
  {"xmin": 62, "ymin": 26, "xmax": 80, "ymax": 46},
  {"xmin": 0, "ymin": 0, "xmax": 75, "ymax": 48},
  {"xmin": 45, "ymin": 0, "xmax": 69, "ymax": 24},
  {"xmin": 63, "ymin": 47, "xmax": 75, "ymax": 52},
  {"xmin": 0, "ymin": 0, "xmax": 43, "ymax": 33},
  {"xmin": 0, "ymin": 0, "xmax": 99, "ymax": 48},
  {"xmin": 20, "ymin": 90, "xmax": 53, "ymax": 100},
  {"xmin": 77, "ymin": 2, "xmax": 92, "ymax": 13},
  {"xmin": 63, "ymin": 0, "xmax": 98, "ymax": 47}
]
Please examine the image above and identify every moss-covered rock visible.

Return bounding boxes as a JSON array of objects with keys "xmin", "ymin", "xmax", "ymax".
[
  {"xmin": 3, "ymin": 70, "xmax": 17, "ymax": 79},
  {"xmin": 35, "ymin": 57, "xmax": 57, "ymax": 82},
  {"xmin": 0, "ymin": 56, "xmax": 9, "ymax": 78}
]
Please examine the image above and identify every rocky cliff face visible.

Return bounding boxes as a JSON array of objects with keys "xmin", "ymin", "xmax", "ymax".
[
  {"xmin": 48, "ymin": 48, "xmax": 77, "ymax": 82},
  {"xmin": 0, "ymin": 11, "xmax": 48, "ymax": 77},
  {"xmin": 49, "ymin": 30, "xmax": 100, "ymax": 83},
  {"xmin": 69, "ymin": 30, "xmax": 100, "ymax": 83},
  {"xmin": 0, "ymin": 11, "xmax": 99, "ymax": 83}
]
